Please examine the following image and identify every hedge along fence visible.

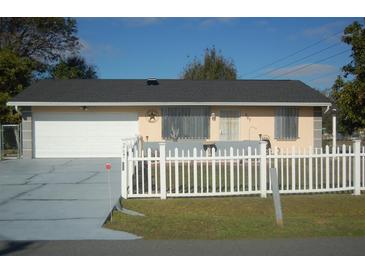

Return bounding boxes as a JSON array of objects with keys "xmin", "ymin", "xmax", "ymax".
[{"xmin": 121, "ymin": 140, "xmax": 365, "ymax": 199}]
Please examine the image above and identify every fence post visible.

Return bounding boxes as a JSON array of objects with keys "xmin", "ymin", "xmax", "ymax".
[
  {"xmin": 192, "ymin": 148, "xmax": 198, "ymax": 193},
  {"xmin": 325, "ymin": 145, "xmax": 330, "ymax": 190},
  {"xmin": 159, "ymin": 142, "xmax": 167, "ymax": 200},
  {"xmin": 212, "ymin": 148, "xmax": 216, "ymax": 194},
  {"xmin": 121, "ymin": 142, "xmax": 128, "ymax": 199},
  {"xmin": 308, "ymin": 146, "xmax": 313, "ymax": 191},
  {"xmin": 259, "ymin": 141, "xmax": 267, "ymax": 198},
  {"xmin": 230, "ymin": 147, "xmax": 234, "ymax": 192},
  {"xmin": 353, "ymin": 139, "xmax": 361, "ymax": 196},
  {"xmin": 127, "ymin": 146, "xmax": 134, "ymax": 194}
]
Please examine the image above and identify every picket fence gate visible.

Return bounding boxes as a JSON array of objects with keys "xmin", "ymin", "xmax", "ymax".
[{"xmin": 121, "ymin": 140, "xmax": 365, "ymax": 199}]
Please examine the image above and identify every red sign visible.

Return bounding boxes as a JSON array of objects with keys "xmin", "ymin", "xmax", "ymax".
[{"xmin": 105, "ymin": 163, "xmax": 112, "ymax": 171}]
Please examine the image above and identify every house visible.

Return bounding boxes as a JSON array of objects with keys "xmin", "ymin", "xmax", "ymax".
[{"xmin": 7, "ymin": 79, "xmax": 331, "ymax": 158}]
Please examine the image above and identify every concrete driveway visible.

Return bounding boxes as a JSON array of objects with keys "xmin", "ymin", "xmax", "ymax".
[{"xmin": 0, "ymin": 158, "xmax": 139, "ymax": 240}]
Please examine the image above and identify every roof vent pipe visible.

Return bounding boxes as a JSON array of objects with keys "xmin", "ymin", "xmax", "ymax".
[{"xmin": 147, "ymin": 78, "xmax": 159, "ymax": 86}]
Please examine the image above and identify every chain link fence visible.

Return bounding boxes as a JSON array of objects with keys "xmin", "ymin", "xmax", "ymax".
[{"xmin": 0, "ymin": 124, "xmax": 21, "ymax": 160}]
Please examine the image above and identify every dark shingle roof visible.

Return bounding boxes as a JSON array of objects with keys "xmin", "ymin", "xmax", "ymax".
[{"xmin": 10, "ymin": 79, "xmax": 330, "ymax": 105}]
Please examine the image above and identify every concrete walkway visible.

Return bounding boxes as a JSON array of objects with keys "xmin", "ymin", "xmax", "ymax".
[{"xmin": 0, "ymin": 158, "xmax": 139, "ymax": 240}]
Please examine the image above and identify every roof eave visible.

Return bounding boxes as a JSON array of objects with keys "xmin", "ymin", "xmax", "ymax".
[{"xmin": 7, "ymin": 101, "xmax": 332, "ymax": 107}]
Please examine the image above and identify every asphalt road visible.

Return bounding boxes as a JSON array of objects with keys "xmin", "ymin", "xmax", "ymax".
[{"xmin": 1, "ymin": 237, "xmax": 365, "ymax": 255}]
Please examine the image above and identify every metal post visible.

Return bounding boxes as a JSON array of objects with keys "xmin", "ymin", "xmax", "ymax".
[
  {"xmin": 159, "ymin": 142, "xmax": 167, "ymax": 200},
  {"xmin": 259, "ymin": 141, "xmax": 267, "ymax": 198},
  {"xmin": 353, "ymin": 139, "xmax": 361, "ymax": 196},
  {"xmin": 19, "ymin": 123, "xmax": 22, "ymax": 159},
  {"xmin": 270, "ymin": 168, "xmax": 283, "ymax": 226},
  {"xmin": 105, "ymin": 162, "xmax": 113, "ymax": 222},
  {"xmin": 108, "ymin": 170, "xmax": 112, "ymax": 221}
]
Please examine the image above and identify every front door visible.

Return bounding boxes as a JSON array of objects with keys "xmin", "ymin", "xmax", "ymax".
[{"xmin": 220, "ymin": 110, "xmax": 240, "ymax": 140}]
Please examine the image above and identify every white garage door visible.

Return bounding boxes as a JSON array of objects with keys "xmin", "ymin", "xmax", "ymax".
[{"xmin": 33, "ymin": 112, "xmax": 139, "ymax": 158}]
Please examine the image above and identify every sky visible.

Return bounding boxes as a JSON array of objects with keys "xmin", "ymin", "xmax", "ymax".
[{"xmin": 77, "ymin": 17, "xmax": 361, "ymax": 90}]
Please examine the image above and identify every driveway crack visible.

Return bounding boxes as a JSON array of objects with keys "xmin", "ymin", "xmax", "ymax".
[
  {"xmin": 24, "ymin": 166, "xmax": 56, "ymax": 184},
  {"xmin": 0, "ymin": 184, "xmax": 47, "ymax": 207},
  {"xmin": 76, "ymin": 171, "xmax": 100, "ymax": 184},
  {"xmin": 60, "ymin": 159, "xmax": 73, "ymax": 166}
]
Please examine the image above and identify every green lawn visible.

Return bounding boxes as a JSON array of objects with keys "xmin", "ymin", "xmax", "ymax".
[{"xmin": 104, "ymin": 194, "xmax": 365, "ymax": 240}]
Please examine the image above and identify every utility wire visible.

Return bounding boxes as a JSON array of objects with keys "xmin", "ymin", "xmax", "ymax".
[
  {"xmin": 271, "ymin": 49, "xmax": 350, "ymax": 79},
  {"xmin": 252, "ymin": 42, "xmax": 342, "ymax": 79},
  {"xmin": 306, "ymin": 70, "xmax": 341, "ymax": 83},
  {"xmin": 240, "ymin": 30, "xmax": 343, "ymax": 78}
]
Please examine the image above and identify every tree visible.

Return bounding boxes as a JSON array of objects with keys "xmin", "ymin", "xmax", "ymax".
[
  {"xmin": 331, "ymin": 19, "xmax": 365, "ymax": 135},
  {"xmin": 182, "ymin": 47, "xmax": 237, "ymax": 80},
  {"xmin": 0, "ymin": 18, "xmax": 79, "ymax": 69},
  {"xmin": 0, "ymin": 18, "xmax": 82, "ymax": 123},
  {"xmin": 51, "ymin": 56, "xmax": 97, "ymax": 79},
  {"xmin": 0, "ymin": 49, "xmax": 34, "ymax": 123}
]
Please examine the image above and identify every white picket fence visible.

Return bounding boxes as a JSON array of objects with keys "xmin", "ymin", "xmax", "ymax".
[{"xmin": 121, "ymin": 140, "xmax": 365, "ymax": 199}]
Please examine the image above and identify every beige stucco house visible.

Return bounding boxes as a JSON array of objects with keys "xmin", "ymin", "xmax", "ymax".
[{"xmin": 8, "ymin": 79, "xmax": 331, "ymax": 158}]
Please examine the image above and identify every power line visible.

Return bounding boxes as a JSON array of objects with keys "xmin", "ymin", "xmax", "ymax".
[
  {"xmin": 271, "ymin": 49, "xmax": 350, "ymax": 79},
  {"xmin": 306, "ymin": 70, "xmax": 341, "ymax": 83},
  {"xmin": 252, "ymin": 42, "xmax": 341, "ymax": 79},
  {"xmin": 272, "ymin": 49, "xmax": 349, "ymax": 79},
  {"xmin": 240, "ymin": 30, "xmax": 343, "ymax": 78}
]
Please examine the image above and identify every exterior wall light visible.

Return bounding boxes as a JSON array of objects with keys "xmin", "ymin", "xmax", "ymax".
[{"xmin": 211, "ymin": 112, "xmax": 216, "ymax": 121}]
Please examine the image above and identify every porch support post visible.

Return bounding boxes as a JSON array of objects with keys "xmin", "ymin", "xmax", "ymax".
[
  {"xmin": 259, "ymin": 141, "xmax": 267, "ymax": 198},
  {"xmin": 353, "ymin": 139, "xmax": 361, "ymax": 196},
  {"xmin": 159, "ymin": 142, "xmax": 167, "ymax": 200}
]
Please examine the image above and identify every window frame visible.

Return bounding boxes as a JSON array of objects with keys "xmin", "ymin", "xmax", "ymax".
[
  {"xmin": 219, "ymin": 109, "xmax": 241, "ymax": 141},
  {"xmin": 274, "ymin": 107, "xmax": 299, "ymax": 140},
  {"xmin": 161, "ymin": 106, "xmax": 210, "ymax": 140}
]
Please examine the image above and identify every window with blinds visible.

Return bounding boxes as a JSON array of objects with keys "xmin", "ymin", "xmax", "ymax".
[
  {"xmin": 162, "ymin": 107, "xmax": 210, "ymax": 139},
  {"xmin": 274, "ymin": 107, "xmax": 299, "ymax": 140},
  {"xmin": 220, "ymin": 110, "xmax": 240, "ymax": 140}
]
